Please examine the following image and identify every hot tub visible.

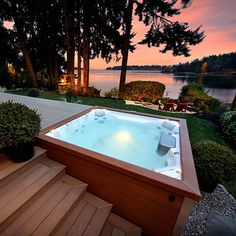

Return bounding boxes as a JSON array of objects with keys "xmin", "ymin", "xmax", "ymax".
[{"xmin": 38, "ymin": 107, "xmax": 201, "ymax": 236}]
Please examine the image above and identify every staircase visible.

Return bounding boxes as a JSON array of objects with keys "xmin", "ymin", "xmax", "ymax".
[{"xmin": 0, "ymin": 147, "xmax": 141, "ymax": 236}]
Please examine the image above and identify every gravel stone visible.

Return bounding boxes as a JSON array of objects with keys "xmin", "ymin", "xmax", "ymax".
[{"xmin": 183, "ymin": 184, "xmax": 236, "ymax": 236}]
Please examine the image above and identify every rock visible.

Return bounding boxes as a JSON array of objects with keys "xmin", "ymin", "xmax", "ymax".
[
  {"xmin": 183, "ymin": 184, "xmax": 236, "ymax": 236},
  {"xmin": 205, "ymin": 213, "xmax": 236, "ymax": 236}
]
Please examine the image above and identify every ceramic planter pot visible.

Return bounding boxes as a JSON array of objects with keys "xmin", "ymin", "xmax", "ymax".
[{"xmin": 5, "ymin": 142, "xmax": 34, "ymax": 163}]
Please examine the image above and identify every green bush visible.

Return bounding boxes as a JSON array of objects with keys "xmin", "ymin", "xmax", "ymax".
[
  {"xmin": 0, "ymin": 101, "xmax": 41, "ymax": 147},
  {"xmin": 28, "ymin": 88, "xmax": 40, "ymax": 97},
  {"xmin": 192, "ymin": 140, "xmax": 236, "ymax": 192},
  {"xmin": 179, "ymin": 84, "xmax": 222, "ymax": 113},
  {"xmin": 179, "ymin": 84, "xmax": 205, "ymax": 100},
  {"xmin": 0, "ymin": 66, "xmax": 14, "ymax": 89},
  {"xmin": 15, "ymin": 72, "xmax": 32, "ymax": 88},
  {"xmin": 220, "ymin": 111, "xmax": 236, "ymax": 146},
  {"xmin": 36, "ymin": 69, "xmax": 50, "ymax": 89},
  {"xmin": 120, "ymin": 81, "xmax": 165, "ymax": 101},
  {"xmin": 93, "ymin": 87, "xmax": 101, "ymax": 97},
  {"xmin": 104, "ymin": 87, "xmax": 119, "ymax": 98},
  {"xmin": 0, "ymin": 86, "xmax": 7, "ymax": 93},
  {"xmin": 141, "ymin": 96, "xmax": 153, "ymax": 103},
  {"xmin": 208, "ymin": 98, "xmax": 223, "ymax": 112},
  {"xmin": 65, "ymin": 89, "xmax": 78, "ymax": 103}
]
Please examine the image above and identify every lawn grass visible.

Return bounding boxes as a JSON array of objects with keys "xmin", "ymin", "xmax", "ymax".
[
  {"xmin": 9, "ymin": 89, "xmax": 63, "ymax": 101},
  {"xmin": 7, "ymin": 89, "xmax": 236, "ymax": 197}
]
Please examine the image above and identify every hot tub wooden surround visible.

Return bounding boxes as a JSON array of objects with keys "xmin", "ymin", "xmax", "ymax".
[
  {"xmin": 38, "ymin": 107, "xmax": 202, "ymax": 236},
  {"xmin": 0, "ymin": 147, "xmax": 141, "ymax": 236}
]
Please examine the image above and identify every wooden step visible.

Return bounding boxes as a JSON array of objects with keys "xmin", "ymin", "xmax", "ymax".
[
  {"xmin": 9, "ymin": 177, "xmax": 86, "ymax": 236},
  {"xmin": 100, "ymin": 213, "xmax": 142, "ymax": 236},
  {"xmin": 2, "ymin": 181, "xmax": 64, "ymax": 236},
  {"xmin": 0, "ymin": 147, "xmax": 47, "ymax": 189},
  {"xmin": 2, "ymin": 175, "xmax": 87, "ymax": 236},
  {"xmin": 55, "ymin": 192, "xmax": 112, "ymax": 236},
  {"xmin": 0, "ymin": 161, "xmax": 65, "ymax": 232}
]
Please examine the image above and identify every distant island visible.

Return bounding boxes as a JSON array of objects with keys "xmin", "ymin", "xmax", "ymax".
[
  {"xmin": 106, "ymin": 65, "xmax": 163, "ymax": 71},
  {"xmin": 106, "ymin": 52, "xmax": 236, "ymax": 73}
]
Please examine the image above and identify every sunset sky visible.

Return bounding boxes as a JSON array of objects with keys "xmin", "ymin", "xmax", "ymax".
[{"xmin": 91, "ymin": 0, "xmax": 236, "ymax": 69}]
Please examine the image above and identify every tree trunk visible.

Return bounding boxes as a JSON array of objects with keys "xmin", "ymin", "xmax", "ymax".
[
  {"xmin": 77, "ymin": 14, "xmax": 82, "ymax": 90},
  {"xmin": 63, "ymin": 0, "xmax": 75, "ymax": 75},
  {"xmin": 53, "ymin": 54, "xmax": 58, "ymax": 83},
  {"xmin": 21, "ymin": 43, "xmax": 37, "ymax": 87},
  {"xmin": 49, "ymin": 60, "xmax": 54, "ymax": 90},
  {"xmin": 82, "ymin": 0, "xmax": 90, "ymax": 94},
  {"xmin": 77, "ymin": 44, "xmax": 82, "ymax": 90},
  {"xmin": 13, "ymin": 5, "xmax": 37, "ymax": 87},
  {"xmin": 119, "ymin": 0, "xmax": 134, "ymax": 92},
  {"xmin": 231, "ymin": 92, "xmax": 236, "ymax": 110},
  {"xmin": 48, "ymin": 53, "xmax": 58, "ymax": 90},
  {"xmin": 83, "ymin": 32, "xmax": 90, "ymax": 93}
]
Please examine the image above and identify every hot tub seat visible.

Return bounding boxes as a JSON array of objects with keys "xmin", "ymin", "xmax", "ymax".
[{"xmin": 157, "ymin": 132, "xmax": 176, "ymax": 155}]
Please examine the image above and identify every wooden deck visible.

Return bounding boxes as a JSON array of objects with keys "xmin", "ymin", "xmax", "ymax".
[
  {"xmin": 0, "ymin": 147, "xmax": 141, "ymax": 235},
  {"xmin": 0, "ymin": 92, "xmax": 90, "ymax": 129},
  {"xmin": 39, "ymin": 106, "xmax": 201, "ymax": 235}
]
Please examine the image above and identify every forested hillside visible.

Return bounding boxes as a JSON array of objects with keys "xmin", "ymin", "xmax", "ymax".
[{"xmin": 106, "ymin": 52, "xmax": 236, "ymax": 73}]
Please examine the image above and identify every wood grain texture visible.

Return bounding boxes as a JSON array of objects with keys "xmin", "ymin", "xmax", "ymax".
[{"xmin": 172, "ymin": 198, "xmax": 195, "ymax": 236}]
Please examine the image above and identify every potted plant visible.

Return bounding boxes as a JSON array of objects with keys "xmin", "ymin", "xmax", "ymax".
[{"xmin": 0, "ymin": 101, "xmax": 41, "ymax": 162}]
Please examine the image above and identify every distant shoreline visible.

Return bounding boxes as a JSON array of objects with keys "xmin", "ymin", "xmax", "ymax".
[
  {"xmin": 104, "ymin": 69, "xmax": 236, "ymax": 77},
  {"xmin": 105, "ymin": 52, "xmax": 236, "ymax": 75}
]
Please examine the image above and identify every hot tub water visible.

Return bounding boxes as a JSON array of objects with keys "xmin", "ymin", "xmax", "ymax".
[{"xmin": 46, "ymin": 109, "xmax": 181, "ymax": 179}]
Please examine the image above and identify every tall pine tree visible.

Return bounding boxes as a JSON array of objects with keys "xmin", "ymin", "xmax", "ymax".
[{"xmin": 119, "ymin": 0, "xmax": 205, "ymax": 91}]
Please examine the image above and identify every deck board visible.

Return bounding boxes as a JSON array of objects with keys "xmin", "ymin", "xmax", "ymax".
[{"xmin": 0, "ymin": 92, "xmax": 90, "ymax": 129}]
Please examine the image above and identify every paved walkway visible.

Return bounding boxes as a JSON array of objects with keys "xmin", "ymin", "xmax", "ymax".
[{"xmin": 0, "ymin": 93, "xmax": 90, "ymax": 129}]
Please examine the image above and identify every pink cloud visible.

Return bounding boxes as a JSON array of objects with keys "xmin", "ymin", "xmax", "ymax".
[{"xmin": 92, "ymin": 0, "xmax": 236, "ymax": 69}]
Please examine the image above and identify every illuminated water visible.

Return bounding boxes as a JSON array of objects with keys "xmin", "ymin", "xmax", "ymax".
[
  {"xmin": 80, "ymin": 69, "xmax": 236, "ymax": 103},
  {"xmin": 46, "ymin": 109, "xmax": 182, "ymax": 179}
]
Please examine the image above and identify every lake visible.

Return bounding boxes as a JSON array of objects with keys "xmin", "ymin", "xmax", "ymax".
[{"xmin": 77, "ymin": 69, "xmax": 236, "ymax": 103}]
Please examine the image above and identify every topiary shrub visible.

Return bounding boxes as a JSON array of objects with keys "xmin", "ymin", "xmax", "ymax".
[
  {"xmin": 0, "ymin": 101, "xmax": 41, "ymax": 162},
  {"xmin": 28, "ymin": 88, "xmax": 40, "ymax": 97},
  {"xmin": 220, "ymin": 111, "xmax": 236, "ymax": 146},
  {"xmin": 192, "ymin": 140, "xmax": 236, "ymax": 192},
  {"xmin": 120, "ymin": 81, "xmax": 165, "ymax": 101}
]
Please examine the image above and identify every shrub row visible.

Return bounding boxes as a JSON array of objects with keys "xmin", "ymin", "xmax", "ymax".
[
  {"xmin": 193, "ymin": 140, "xmax": 236, "ymax": 192},
  {"xmin": 220, "ymin": 111, "xmax": 236, "ymax": 146},
  {"xmin": 120, "ymin": 81, "xmax": 165, "ymax": 101}
]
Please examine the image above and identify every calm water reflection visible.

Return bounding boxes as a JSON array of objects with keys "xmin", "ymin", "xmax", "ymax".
[{"xmin": 85, "ymin": 69, "xmax": 236, "ymax": 103}]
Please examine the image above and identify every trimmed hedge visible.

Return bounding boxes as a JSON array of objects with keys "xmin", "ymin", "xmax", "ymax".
[
  {"xmin": 0, "ymin": 101, "xmax": 41, "ymax": 146},
  {"xmin": 220, "ymin": 111, "xmax": 236, "ymax": 146},
  {"xmin": 28, "ymin": 88, "xmax": 40, "ymax": 97},
  {"xmin": 192, "ymin": 140, "xmax": 236, "ymax": 192},
  {"xmin": 120, "ymin": 81, "xmax": 165, "ymax": 101}
]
